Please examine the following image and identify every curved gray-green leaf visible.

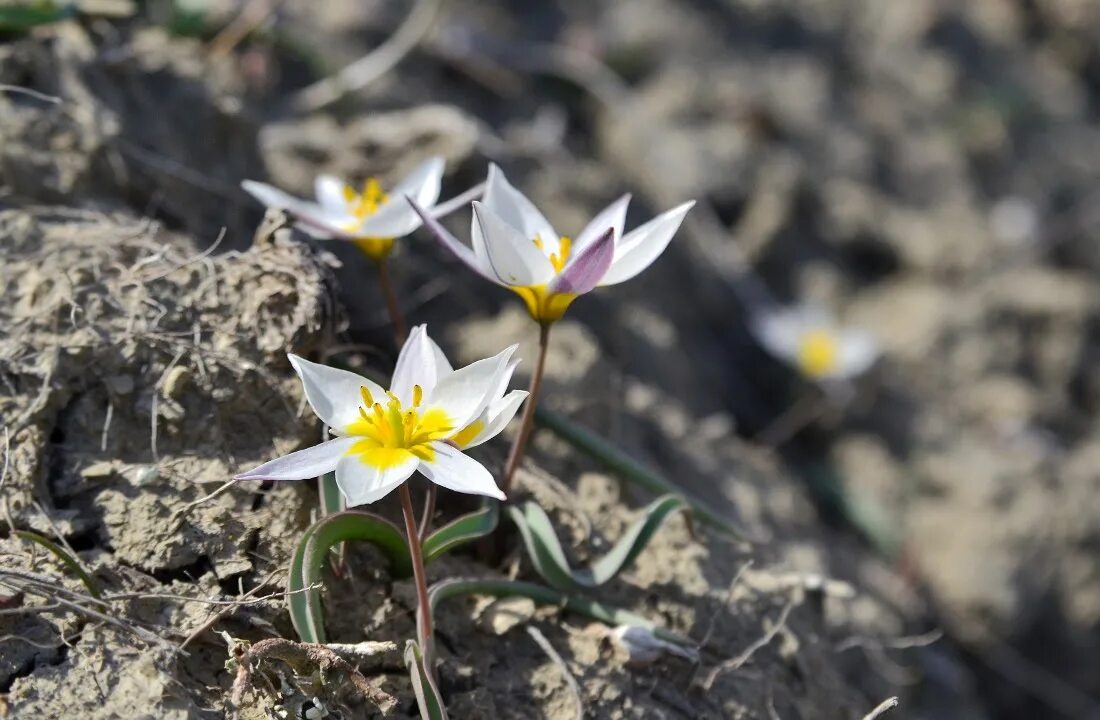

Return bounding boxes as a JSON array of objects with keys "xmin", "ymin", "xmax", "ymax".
[
  {"xmin": 508, "ymin": 495, "xmax": 688, "ymax": 594},
  {"xmin": 426, "ymin": 577, "xmax": 694, "ymax": 647},
  {"xmin": 405, "ymin": 640, "xmax": 449, "ymax": 720}
]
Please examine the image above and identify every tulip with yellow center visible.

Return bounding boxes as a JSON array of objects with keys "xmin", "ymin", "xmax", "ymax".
[
  {"xmin": 235, "ymin": 325, "xmax": 525, "ymax": 505},
  {"xmin": 242, "ymin": 158, "xmax": 448, "ymax": 343},
  {"xmin": 242, "ymin": 158, "xmax": 445, "ymax": 262},
  {"xmin": 753, "ymin": 306, "xmax": 878, "ymax": 381},
  {"xmin": 406, "ymin": 163, "xmax": 694, "ymax": 493},
  {"xmin": 407, "ymin": 163, "xmax": 695, "ymax": 325}
]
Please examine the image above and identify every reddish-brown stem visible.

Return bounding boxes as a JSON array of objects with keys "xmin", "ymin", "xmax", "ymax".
[
  {"xmin": 501, "ymin": 322, "xmax": 551, "ymax": 496},
  {"xmin": 399, "ymin": 483, "xmax": 433, "ymax": 661},
  {"xmin": 376, "ymin": 259, "xmax": 408, "ymax": 346}
]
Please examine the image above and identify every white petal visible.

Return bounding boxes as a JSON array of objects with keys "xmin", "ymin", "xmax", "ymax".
[
  {"xmin": 288, "ymin": 354, "xmax": 386, "ymax": 434},
  {"xmin": 243, "ymin": 180, "xmax": 354, "ymax": 238},
  {"xmin": 430, "ymin": 334, "xmax": 453, "ymax": 376},
  {"xmin": 335, "ymin": 453, "xmax": 419, "ymax": 507},
  {"xmin": 234, "ymin": 437, "xmax": 357, "ymax": 481},
  {"xmin": 391, "ymin": 325, "xmax": 444, "ymax": 403},
  {"xmin": 393, "ymin": 156, "xmax": 445, "ymax": 209},
  {"xmin": 427, "ymin": 345, "xmax": 517, "ymax": 432},
  {"xmin": 315, "ymin": 175, "xmax": 349, "ymax": 212},
  {"xmin": 419, "ymin": 442, "xmax": 505, "ymax": 500},
  {"xmin": 574, "ymin": 194, "xmax": 631, "ymax": 256},
  {"xmin": 460, "ymin": 390, "xmax": 528, "ymax": 449},
  {"xmin": 352, "ymin": 200, "xmax": 423, "ymax": 238},
  {"xmin": 751, "ymin": 309, "xmax": 803, "ymax": 364},
  {"xmin": 598, "ymin": 200, "xmax": 695, "ymax": 286},
  {"xmin": 406, "ymin": 195, "xmax": 501, "ymax": 284},
  {"xmin": 472, "ymin": 202, "xmax": 554, "ymax": 286},
  {"xmin": 836, "ymin": 330, "xmax": 878, "ymax": 378},
  {"xmin": 483, "ymin": 163, "xmax": 558, "ymax": 246},
  {"xmin": 343, "ymin": 157, "xmax": 446, "ymax": 239}
]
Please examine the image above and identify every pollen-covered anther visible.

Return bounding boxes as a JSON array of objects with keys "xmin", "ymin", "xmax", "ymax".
[
  {"xmin": 359, "ymin": 385, "xmax": 375, "ymax": 407},
  {"xmin": 412, "ymin": 384, "xmax": 423, "ymax": 407},
  {"xmin": 549, "ymin": 236, "xmax": 573, "ymax": 273}
]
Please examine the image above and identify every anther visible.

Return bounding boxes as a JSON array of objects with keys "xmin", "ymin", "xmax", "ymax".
[
  {"xmin": 359, "ymin": 385, "xmax": 374, "ymax": 407},
  {"xmin": 412, "ymin": 384, "xmax": 423, "ymax": 407}
]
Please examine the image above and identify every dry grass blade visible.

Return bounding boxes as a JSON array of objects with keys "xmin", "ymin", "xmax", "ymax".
[
  {"xmin": 291, "ymin": 0, "xmax": 444, "ymax": 112},
  {"xmin": 699, "ymin": 597, "xmax": 796, "ymax": 690},
  {"xmin": 862, "ymin": 697, "xmax": 899, "ymax": 720},
  {"xmin": 526, "ymin": 625, "xmax": 584, "ymax": 720}
]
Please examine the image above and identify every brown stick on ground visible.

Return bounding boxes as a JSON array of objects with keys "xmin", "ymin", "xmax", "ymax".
[{"xmin": 230, "ymin": 637, "xmax": 397, "ymax": 717}]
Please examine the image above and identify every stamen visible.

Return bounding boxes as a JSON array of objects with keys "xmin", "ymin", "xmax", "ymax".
[
  {"xmin": 558, "ymin": 236, "xmax": 572, "ymax": 260},
  {"xmin": 359, "ymin": 385, "xmax": 374, "ymax": 407},
  {"xmin": 373, "ymin": 403, "xmax": 386, "ymax": 421},
  {"xmin": 532, "ymin": 234, "xmax": 544, "ymax": 250},
  {"xmin": 412, "ymin": 384, "xmax": 423, "ymax": 407},
  {"xmin": 358, "ymin": 406, "xmax": 371, "ymax": 422}
]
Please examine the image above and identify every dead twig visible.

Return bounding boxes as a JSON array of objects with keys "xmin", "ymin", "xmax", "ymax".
[
  {"xmin": 699, "ymin": 597, "xmax": 796, "ymax": 690},
  {"xmin": 229, "ymin": 637, "xmax": 397, "ymax": 718},
  {"xmin": 835, "ymin": 629, "xmax": 942, "ymax": 654},
  {"xmin": 862, "ymin": 697, "xmax": 899, "ymax": 720},
  {"xmin": 291, "ymin": 0, "xmax": 444, "ymax": 112},
  {"xmin": 206, "ymin": 0, "xmax": 278, "ymax": 57},
  {"xmin": 526, "ymin": 625, "xmax": 584, "ymax": 720},
  {"xmin": 0, "ymin": 84, "xmax": 62, "ymax": 105}
]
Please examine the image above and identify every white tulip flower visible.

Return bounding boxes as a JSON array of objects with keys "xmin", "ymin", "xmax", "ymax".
[
  {"xmin": 242, "ymin": 157, "xmax": 446, "ymax": 262},
  {"xmin": 408, "ymin": 163, "xmax": 695, "ymax": 323},
  {"xmin": 235, "ymin": 325, "xmax": 525, "ymax": 505},
  {"xmin": 753, "ymin": 305, "xmax": 878, "ymax": 381}
]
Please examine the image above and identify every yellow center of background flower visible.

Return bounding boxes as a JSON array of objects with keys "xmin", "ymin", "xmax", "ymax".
[
  {"xmin": 796, "ymin": 329, "xmax": 840, "ymax": 378},
  {"xmin": 343, "ymin": 178, "xmax": 396, "ymax": 262},
  {"xmin": 345, "ymin": 385, "xmax": 452, "ymax": 467}
]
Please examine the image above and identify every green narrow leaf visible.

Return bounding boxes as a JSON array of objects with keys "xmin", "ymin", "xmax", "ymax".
[
  {"xmin": 508, "ymin": 496, "xmax": 688, "ymax": 593},
  {"xmin": 0, "ymin": 4, "xmax": 72, "ymax": 33},
  {"xmin": 427, "ymin": 577, "xmax": 694, "ymax": 647},
  {"xmin": 405, "ymin": 640, "xmax": 449, "ymax": 720},
  {"xmin": 288, "ymin": 511, "xmax": 412, "ymax": 643},
  {"xmin": 14, "ymin": 530, "xmax": 101, "ymax": 599},
  {"xmin": 534, "ymin": 406, "xmax": 752, "ymax": 543},
  {"xmin": 318, "ymin": 471, "xmax": 343, "ymax": 516},
  {"xmin": 422, "ymin": 500, "xmax": 499, "ymax": 564}
]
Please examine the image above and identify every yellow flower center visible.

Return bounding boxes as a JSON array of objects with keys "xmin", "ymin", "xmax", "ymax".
[
  {"xmin": 513, "ymin": 235, "xmax": 577, "ymax": 323},
  {"xmin": 511, "ymin": 285, "xmax": 578, "ymax": 324},
  {"xmin": 796, "ymin": 329, "xmax": 839, "ymax": 379},
  {"xmin": 344, "ymin": 384, "xmax": 452, "ymax": 467},
  {"xmin": 533, "ymin": 234, "xmax": 573, "ymax": 273},
  {"xmin": 342, "ymin": 178, "xmax": 396, "ymax": 262}
]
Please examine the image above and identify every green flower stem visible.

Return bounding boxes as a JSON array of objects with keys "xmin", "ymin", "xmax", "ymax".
[{"xmin": 502, "ymin": 322, "xmax": 551, "ymax": 495}]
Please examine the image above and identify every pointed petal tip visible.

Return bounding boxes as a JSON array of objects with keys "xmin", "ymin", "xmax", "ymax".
[{"xmin": 551, "ymin": 225, "xmax": 615, "ymax": 295}]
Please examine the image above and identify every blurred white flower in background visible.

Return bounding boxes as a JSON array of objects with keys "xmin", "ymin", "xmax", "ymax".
[
  {"xmin": 242, "ymin": 157, "xmax": 445, "ymax": 261},
  {"xmin": 753, "ymin": 304, "xmax": 878, "ymax": 381}
]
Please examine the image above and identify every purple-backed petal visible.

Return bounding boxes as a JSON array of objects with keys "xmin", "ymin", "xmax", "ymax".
[
  {"xmin": 549, "ymin": 227, "xmax": 615, "ymax": 295},
  {"xmin": 405, "ymin": 195, "xmax": 500, "ymax": 285}
]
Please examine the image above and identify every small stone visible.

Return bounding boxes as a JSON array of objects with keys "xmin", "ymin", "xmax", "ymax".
[
  {"xmin": 478, "ymin": 596, "xmax": 536, "ymax": 635},
  {"xmin": 80, "ymin": 461, "xmax": 117, "ymax": 480}
]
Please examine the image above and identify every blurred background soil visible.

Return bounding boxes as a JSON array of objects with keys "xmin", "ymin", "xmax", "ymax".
[{"xmin": 2, "ymin": 0, "xmax": 1100, "ymax": 718}]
